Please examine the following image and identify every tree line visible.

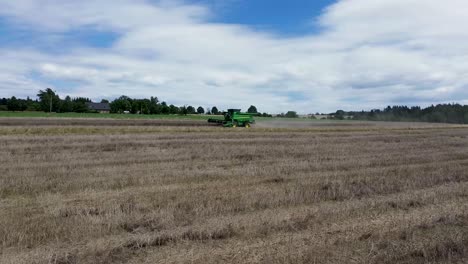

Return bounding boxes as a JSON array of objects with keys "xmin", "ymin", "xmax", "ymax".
[
  {"xmin": 0, "ymin": 89, "xmax": 97, "ymax": 113},
  {"xmin": 0, "ymin": 88, "xmax": 271, "ymax": 116},
  {"xmin": 4, "ymin": 89, "xmax": 467, "ymax": 124},
  {"xmin": 109, "ymin": 95, "xmax": 215, "ymax": 115},
  {"xmin": 334, "ymin": 104, "xmax": 468, "ymax": 124}
]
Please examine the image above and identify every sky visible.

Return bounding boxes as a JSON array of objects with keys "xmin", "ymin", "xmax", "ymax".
[{"xmin": 0, "ymin": 0, "xmax": 468, "ymax": 113}]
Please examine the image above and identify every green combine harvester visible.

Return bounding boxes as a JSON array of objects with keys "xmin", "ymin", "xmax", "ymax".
[{"xmin": 208, "ymin": 109, "xmax": 255, "ymax": 127}]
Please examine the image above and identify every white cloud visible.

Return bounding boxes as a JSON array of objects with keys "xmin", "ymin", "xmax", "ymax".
[
  {"xmin": 0, "ymin": 0, "xmax": 208, "ymax": 31},
  {"xmin": 1, "ymin": 0, "xmax": 468, "ymax": 113}
]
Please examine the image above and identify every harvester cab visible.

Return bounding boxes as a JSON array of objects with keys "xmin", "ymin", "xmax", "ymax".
[{"xmin": 208, "ymin": 109, "xmax": 255, "ymax": 127}]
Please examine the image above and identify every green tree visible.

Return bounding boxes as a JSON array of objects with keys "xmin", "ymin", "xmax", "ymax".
[
  {"xmin": 140, "ymin": 99, "xmax": 151, "ymax": 114},
  {"xmin": 72, "ymin": 97, "xmax": 91, "ymax": 113},
  {"xmin": 335, "ymin": 110, "xmax": 345, "ymax": 120},
  {"xmin": 180, "ymin": 105, "xmax": 188, "ymax": 116},
  {"xmin": 7, "ymin": 96, "xmax": 20, "ymax": 111},
  {"xmin": 131, "ymin": 100, "xmax": 150, "ymax": 114},
  {"xmin": 130, "ymin": 99, "xmax": 149, "ymax": 114},
  {"xmin": 285, "ymin": 111, "xmax": 298, "ymax": 118},
  {"xmin": 149, "ymin": 97, "xmax": 161, "ymax": 114},
  {"xmin": 247, "ymin": 105, "xmax": 258, "ymax": 113},
  {"xmin": 60, "ymin": 96, "xmax": 73, "ymax": 113},
  {"xmin": 169, "ymin": 104, "xmax": 179, "ymax": 114},
  {"xmin": 161, "ymin": 102, "xmax": 170, "ymax": 114},
  {"xmin": 37, "ymin": 88, "xmax": 60, "ymax": 112},
  {"xmin": 187, "ymin": 106, "xmax": 196, "ymax": 114},
  {"xmin": 25, "ymin": 97, "xmax": 40, "ymax": 111},
  {"xmin": 197, "ymin": 106, "xmax": 204, "ymax": 114},
  {"xmin": 110, "ymin": 96, "xmax": 132, "ymax": 113},
  {"xmin": 211, "ymin": 106, "xmax": 219, "ymax": 115},
  {"xmin": 0, "ymin": 98, "xmax": 7, "ymax": 111}
]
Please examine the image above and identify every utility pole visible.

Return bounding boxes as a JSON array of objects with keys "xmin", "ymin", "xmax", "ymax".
[{"xmin": 49, "ymin": 89, "xmax": 56, "ymax": 113}]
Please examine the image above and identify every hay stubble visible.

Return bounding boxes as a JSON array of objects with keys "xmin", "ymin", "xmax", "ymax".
[{"xmin": 1, "ymin": 120, "xmax": 468, "ymax": 263}]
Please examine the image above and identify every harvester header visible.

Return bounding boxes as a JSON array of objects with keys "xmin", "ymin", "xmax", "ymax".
[{"xmin": 208, "ymin": 109, "xmax": 255, "ymax": 127}]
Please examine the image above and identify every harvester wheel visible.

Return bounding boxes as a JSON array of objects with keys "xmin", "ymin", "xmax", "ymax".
[
  {"xmin": 232, "ymin": 122, "xmax": 237, "ymax": 128},
  {"xmin": 245, "ymin": 123, "xmax": 251, "ymax": 128}
]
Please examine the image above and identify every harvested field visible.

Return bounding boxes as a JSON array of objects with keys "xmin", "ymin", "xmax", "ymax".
[
  {"xmin": 0, "ymin": 117, "xmax": 212, "ymax": 127},
  {"xmin": 255, "ymin": 119, "xmax": 463, "ymax": 129},
  {"xmin": 1, "ymin": 119, "xmax": 468, "ymax": 264}
]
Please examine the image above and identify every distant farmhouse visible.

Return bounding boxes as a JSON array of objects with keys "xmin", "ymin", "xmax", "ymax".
[{"xmin": 86, "ymin": 102, "xmax": 111, "ymax": 113}]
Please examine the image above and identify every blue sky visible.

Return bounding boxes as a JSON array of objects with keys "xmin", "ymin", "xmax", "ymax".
[
  {"xmin": 0, "ymin": 1, "xmax": 334, "ymax": 48},
  {"xmin": 0, "ymin": 0, "xmax": 467, "ymax": 113},
  {"xmin": 202, "ymin": 0, "xmax": 334, "ymax": 34}
]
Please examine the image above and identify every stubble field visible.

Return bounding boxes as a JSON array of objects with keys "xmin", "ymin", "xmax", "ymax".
[{"xmin": 1, "ymin": 118, "xmax": 468, "ymax": 264}]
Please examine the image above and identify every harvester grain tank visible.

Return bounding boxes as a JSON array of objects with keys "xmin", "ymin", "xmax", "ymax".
[{"xmin": 208, "ymin": 109, "xmax": 255, "ymax": 127}]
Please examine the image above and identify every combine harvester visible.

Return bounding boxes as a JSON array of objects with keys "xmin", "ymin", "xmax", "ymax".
[{"xmin": 208, "ymin": 109, "xmax": 256, "ymax": 127}]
